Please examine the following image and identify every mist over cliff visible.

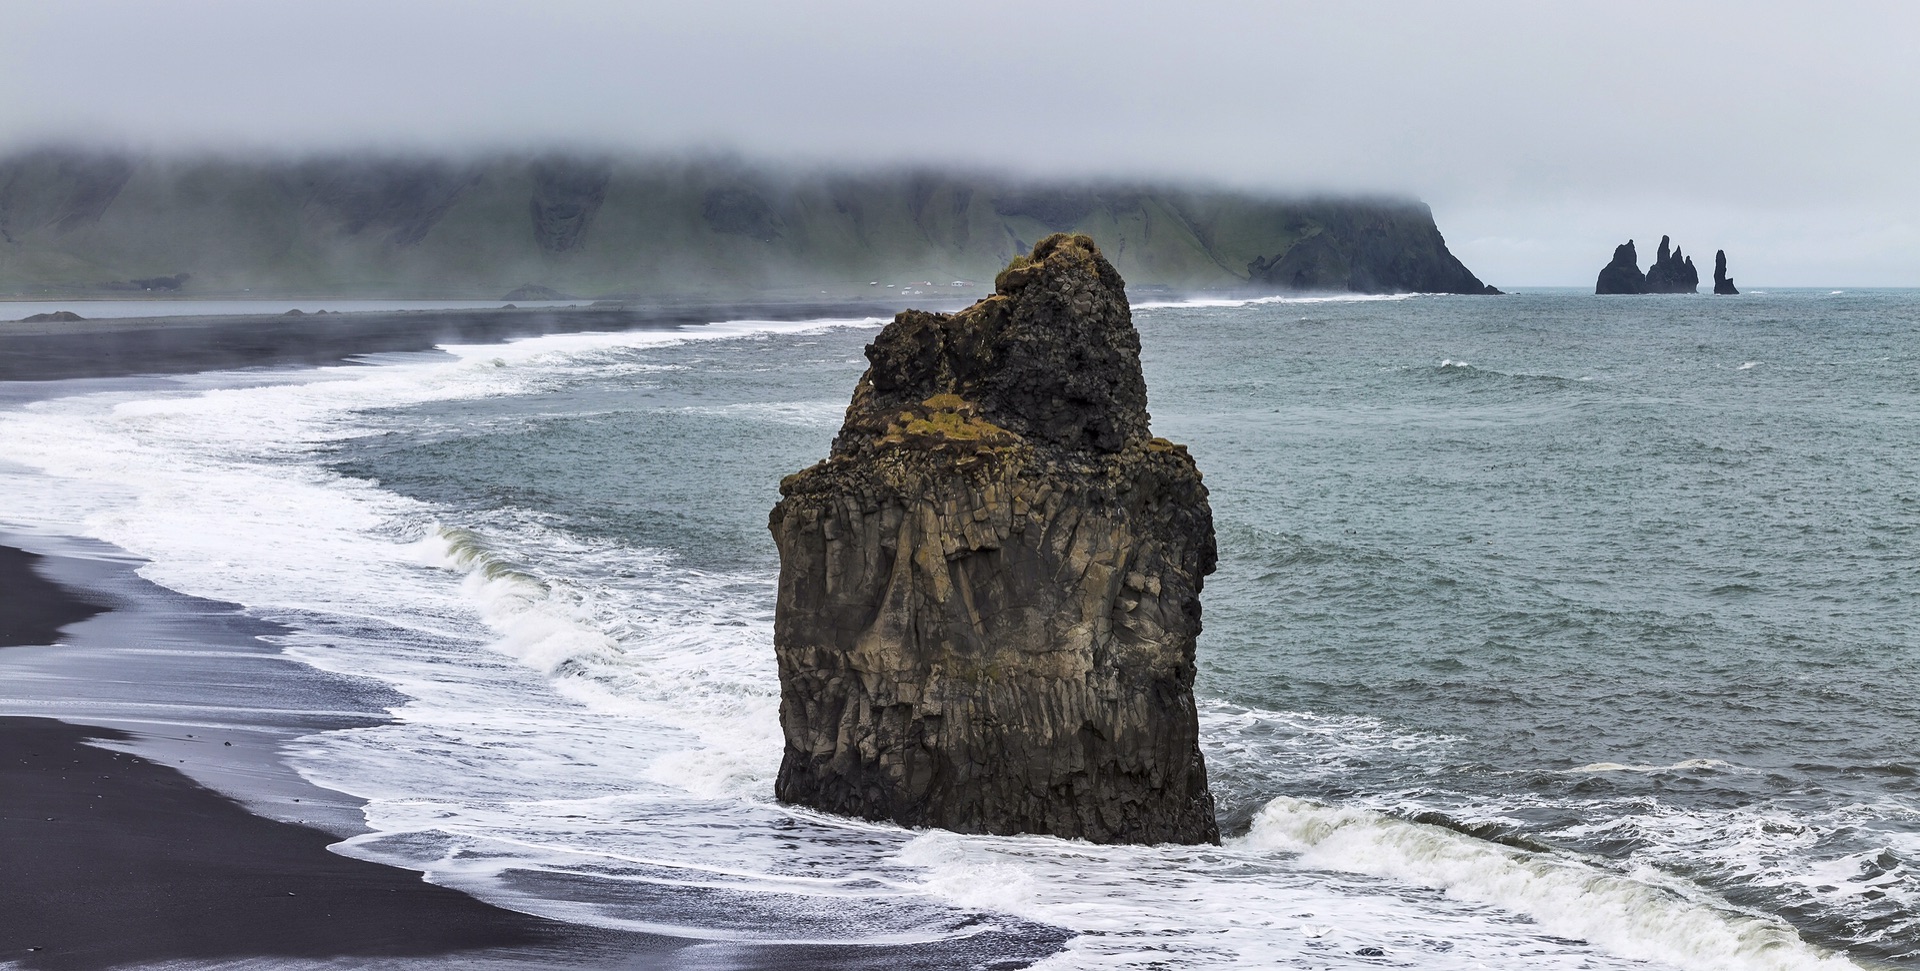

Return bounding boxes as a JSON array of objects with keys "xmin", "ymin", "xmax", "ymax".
[{"xmin": 0, "ymin": 149, "xmax": 1495, "ymax": 299}]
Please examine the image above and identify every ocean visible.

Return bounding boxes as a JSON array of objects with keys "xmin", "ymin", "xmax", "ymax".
[{"xmin": 1, "ymin": 288, "xmax": 1914, "ymax": 969}]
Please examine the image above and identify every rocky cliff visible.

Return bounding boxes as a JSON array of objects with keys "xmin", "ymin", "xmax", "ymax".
[
  {"xmin": 768, "ymin": 233, "xmax": 1219, "ymax": 845},
  {"xmin": 1713, "ymin": 249, "xmax": 1739, "ymax": 295},
  {"xmin": 1595, "ymin": 240, "xmax": 1648, "ymax": 294},
  {"xmin": 1596, "ymin": 235, "xmax": 1706, "ymax": 294},
  {"xmin": 0, "ymin": 149, "xmax": 1496, "ymax": 298},
  {"xmin": 1643, "ymin": 236, "xmax": 1699, "ymax": 293},
  {"xmin": 1244, "ymin": 201, "xmax": 1500, "ymax": 294}
]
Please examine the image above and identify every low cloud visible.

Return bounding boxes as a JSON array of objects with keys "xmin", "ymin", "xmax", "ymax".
[{"xmin": 3, "ymin": 0, "xmax": 1914, "ymax": 284}]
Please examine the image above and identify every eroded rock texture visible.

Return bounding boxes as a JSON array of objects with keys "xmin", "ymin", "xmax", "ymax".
[
  {"xmin": 1595, "ymin": 239, "xmax": 1648, "ymax": 294},
  {"xmin": 770, "ymin": 233, "xmax": 1219, "ymax": 845},
  {"xmin": 1644, "ymin": 235, "xmax": 1700, "ymax": 293},
  {"xmin": 1597, "ymin": 235, "xmax": 1706, "ymax": 294},
  {"xmin": 1243, "ymin": 202, "xmax": 1501, "ymax": 295}
]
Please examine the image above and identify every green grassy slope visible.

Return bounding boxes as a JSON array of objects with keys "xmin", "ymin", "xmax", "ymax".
[{"xmin": 0, "ymin": 151, "xmax": 1494, "ymax": 298}]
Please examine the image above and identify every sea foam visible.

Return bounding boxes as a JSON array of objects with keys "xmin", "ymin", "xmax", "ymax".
[{"xmin": 0, "ymin": 314, "xmax": 1871, "ymax": 970}]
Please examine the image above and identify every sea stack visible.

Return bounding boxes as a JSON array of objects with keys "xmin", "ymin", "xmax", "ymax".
[
  {"xmin": 1595, "ymin": 240, "xmax": 1648, "ymax": 294},
  {"xmin": 1596, "ymin": 235, "xmax": 1703, "ymax": 294},
  {"xmin": 1714, "ymin": 250, "xmax": 1739, "ymax": 294},
  {"xmin": 769, "ymin": 233, "xmax": 1220, "ymax": 845},
  {"xmin": 1643, "ymin": 235, "xmax": 1700, "ymax": 293}
]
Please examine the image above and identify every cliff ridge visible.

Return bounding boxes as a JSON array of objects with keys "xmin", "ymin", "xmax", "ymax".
[{"xmin": 0, "ymin": 150, "xmax": 1496, "ymax": 298}]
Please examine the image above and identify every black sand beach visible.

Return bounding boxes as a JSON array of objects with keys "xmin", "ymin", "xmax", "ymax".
[
  {"xmin": 0, "ymin": 546, "xmax": 103, "ymax": 648},
  {"xmin": 0, "ymin": 302, "xmax": 1066, "ymax": 970},
  {"xmin": 0, "ymin": 539, "xmax": 1068, "ymax": 969},
  {"xmin": 0, "ymin": 533, "xmax": 681, "ymax": 970},
  {"xmin": 0, "ymin": 715, "xmax": 588, "ymax": 970},
  {"xmin": 0, "ymin": 300, "xmax": 918, "ymax": 383}
]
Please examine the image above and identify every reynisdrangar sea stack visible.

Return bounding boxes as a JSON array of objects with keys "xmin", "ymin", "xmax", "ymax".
[{"xmin": 769, "ymin": 233, "xmax": 1219, "ymax": 845}]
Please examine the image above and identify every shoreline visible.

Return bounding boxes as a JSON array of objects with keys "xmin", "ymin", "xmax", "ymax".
[
  {"xmin": 0, "ymin": 714, "xmax": 608, "ymax": 970},
  {"xmin": 0, "ymin": 529, "xmax": 1070, "ymax": 970},
  {"xmin": 0, "ymin": 545, "xmax": 103, "ymax": 649},
  {"xmin": 0, "ymin": 294, "xmax": 1066, "ymax": 968},
  {"xmin": 0, "ymin": 298, "xmax": 935, "ymax": 384},
  {"xmin": 0, "ymin": 530, "xmax": 663, "ymax": 969}
]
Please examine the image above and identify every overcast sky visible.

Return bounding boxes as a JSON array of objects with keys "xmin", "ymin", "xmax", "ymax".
[{"xmin": 3, "ymin": 0, "xmax": 1915, "ymax": 285}]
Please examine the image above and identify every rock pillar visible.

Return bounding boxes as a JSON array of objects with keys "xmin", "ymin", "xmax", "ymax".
[{"xmin": 769, "ymin": 234, "xmax": 1219, "ymax": 845}]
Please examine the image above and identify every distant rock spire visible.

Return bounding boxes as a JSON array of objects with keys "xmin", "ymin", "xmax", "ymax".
[
  {"xmin": 1643, "ymin": 235, "xmax": 1699, "ymax": 293},
  {"xmin": 1713, "ymin": 250, "xmax": 1739, "ymax": 294},
  {"xmin": 1596, "ymin": 239, "xmax": 1647, "ymax": 294},
  {"xmin": 1597, "ymin": 235, "xmax": 1714, "ymax": 294}
]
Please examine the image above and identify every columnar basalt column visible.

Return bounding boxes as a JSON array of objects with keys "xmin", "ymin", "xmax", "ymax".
[{"xmin": 769, "ymin": 233, "xmax": 1219, "ymax": 845}]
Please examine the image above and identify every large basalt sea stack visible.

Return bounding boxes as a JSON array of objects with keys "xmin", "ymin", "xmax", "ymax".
[
  {"xmin": 1643, "ymin": 235, "xmax": 1700, "ymax": 293},
  {"xmin": 769, "ymin": 233, "xmax": 1220, "ymax": 845},
  {"xmin": 1597, "ymin": 235, "xmax": 1713, "ymax": 294},
  {"xmin": 1596, "ymin": 240, "xmax": 1649, "ymax": 294}
]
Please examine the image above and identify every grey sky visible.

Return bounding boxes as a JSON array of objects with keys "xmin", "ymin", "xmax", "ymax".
[{"xmin": 3, "ymin": 0, "xmax": 1915, "ymax": 285}]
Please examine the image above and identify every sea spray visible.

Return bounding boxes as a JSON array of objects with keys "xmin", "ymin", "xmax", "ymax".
[
  {"xmin": 2, "ymin": 294, "xmax": 1913, "ymax": 968},
  {"xmin": 1245, "ymin": 796, "xmax": 1860, "ymax": 971}
]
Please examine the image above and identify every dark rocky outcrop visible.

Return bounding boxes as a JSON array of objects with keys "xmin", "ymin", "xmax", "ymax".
[
  {"xmin": 1598, "ymin": 235, "xmax": 1704, "ymax": 294},
  {"xmin": 529, "ymin": 158, "xmax": 611, "ymax": 255},
  {"xmin": 769, "ymin": 233, "xmax": 1219, "ymax": 846},
  {"xmin": 1596, "ymin": 240, "xmax": 1648, "ymax": 294},
  {"xmin": 1643, "ymin": 235, "xmax": 1699, "ymax": 293},
  {"xmin": 1714, "ymin": 250, "xmax": 1738, "ymax": 295},
  {"xmin": 1244, "ymin": 202, "xmax": 1499, "ymax": 295},
  {"xmin": 20, "ymin": 311, "xmax": 84, "ymax": 323}
]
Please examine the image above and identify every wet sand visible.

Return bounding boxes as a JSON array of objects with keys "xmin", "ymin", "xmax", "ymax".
[
  {"xmin": 0, "ymin": 297, "xmax": 1065, "ymax": 970},
  {"xmin": 0, "ymin": 715, "xmax": 607, "ymax": 970},
  {"xmin": 0, "ymin": 534, "xmax": 1068, "ymax": 969},
  {"xmin": 0, "ymin": 300, "xmax": 920, "ymax": 383},
  {"xmin": 0, "ymin": 546, "xmax": 103, "ymax": 648}
]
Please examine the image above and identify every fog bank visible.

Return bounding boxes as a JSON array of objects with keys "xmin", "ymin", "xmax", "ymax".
[{"xmin": 3, "ymin": 1, "xmax": 1915, "ymax": 284}]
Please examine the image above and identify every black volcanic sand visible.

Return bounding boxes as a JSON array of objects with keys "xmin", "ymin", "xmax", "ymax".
[
  {"xmin": 0, "ymin": 534, "xmax": 1068, "ymax": 970},
  {"xmin": 0, "ymin": 301, "xmax": 1066, "ymax": 970},
  {"xmin": 0, "ymin": 716, "xmax": 593, "ymax": 969},
  {"xmin": 0, "ymin": 710, "xmax": 1066, "ymax": 971},
  {"xmin": 0, "ymin": 300, "xmax": 924, "ymax": 383},
  {"xmin": 0, "ymin": 546, "xmax": 103, "ymax": 648}
]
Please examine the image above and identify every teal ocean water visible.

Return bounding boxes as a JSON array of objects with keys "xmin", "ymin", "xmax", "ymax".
[{"xmin": 2, "ymin": 289, "xmax": 1914, "ymax": 969}]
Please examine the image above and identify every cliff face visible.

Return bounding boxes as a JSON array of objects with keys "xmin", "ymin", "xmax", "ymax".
[
  {"xmin": 0, "ymin": 150, "xmax": 133, "ymax": 243},
  {"xmin": 1244, "ymin": 201, "xmax": 1500, "ymax": 295},
  {"xmin": 769, "ymin": 234, "xmax": 1219, "ymax": 845},
  {"xmin": 529, "ymin": 158, "xmax": 612, "ymax": 255},
  {"xmin": 1596, "ymin": 240, "xmax": 1648, "ymax": 294},
  {"xmin": 0, "ymin": 149, "xmax": 1496, "ymax": 298}
]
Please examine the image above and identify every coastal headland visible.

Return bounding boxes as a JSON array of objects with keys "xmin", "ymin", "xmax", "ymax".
[{"xmin": 0, "ymin": 149, "xmax": 1497, "ymax": 300}]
